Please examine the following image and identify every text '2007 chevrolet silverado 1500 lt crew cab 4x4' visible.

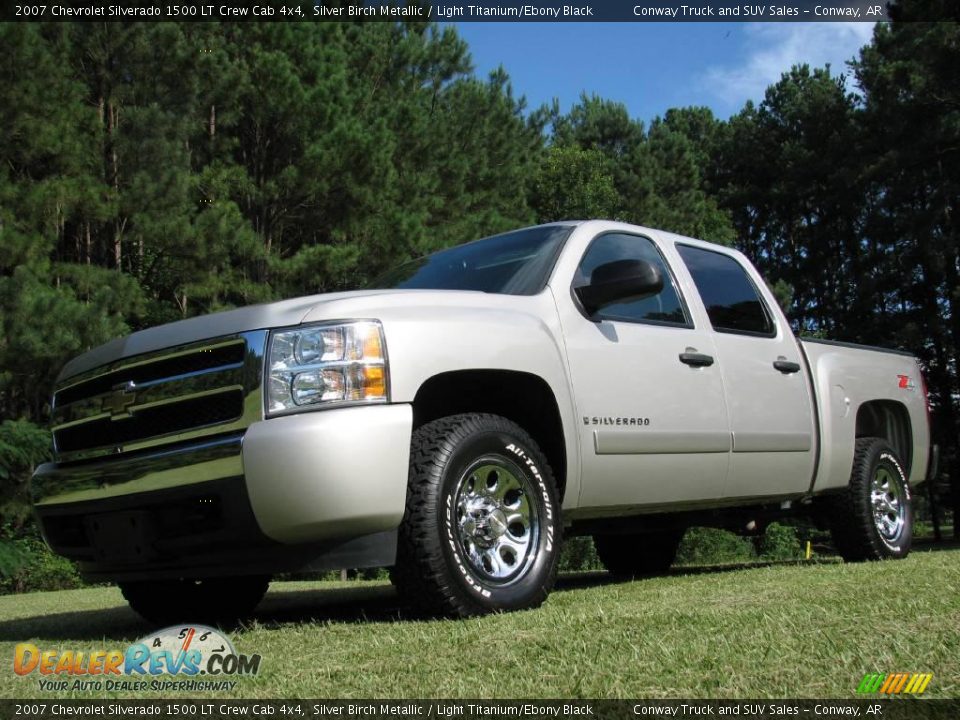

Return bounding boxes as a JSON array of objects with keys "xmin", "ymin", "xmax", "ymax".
[{"xmin": 32, "ymin": 220, "xmax": 936, "ymax": 623}]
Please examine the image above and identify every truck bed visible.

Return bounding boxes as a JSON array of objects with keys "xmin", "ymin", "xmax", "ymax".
[{"xmin": 799, "ymin": 337, "xmax": 930, "ymax": 492}]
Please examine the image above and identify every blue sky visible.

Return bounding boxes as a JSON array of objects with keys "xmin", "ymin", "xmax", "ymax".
[{"xmin": 454, "ymin": 22, "xmax": 877, "ymax": 124}]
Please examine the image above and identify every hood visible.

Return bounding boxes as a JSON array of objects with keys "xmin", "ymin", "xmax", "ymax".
[{"xmin": 56, "ymin": 290, "xmax": 403, "ymax": 383}]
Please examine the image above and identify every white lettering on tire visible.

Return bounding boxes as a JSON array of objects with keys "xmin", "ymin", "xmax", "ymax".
[
  {"xmin": 505, "ymin": 442, "xmax": 555, "ymax": 550},
  {"xmin": 445, "ymin": 494, "xmax": 491, "ymax": 598}
]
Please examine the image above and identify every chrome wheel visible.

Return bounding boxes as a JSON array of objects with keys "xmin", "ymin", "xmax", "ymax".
[
  {"xmin": 454, "ymin": 457, "xmax": 540, "ymax": 585},
  {"xmin": 829, "ymin": 438, "xmax": 911, "ymax": 563},
  {"xmin": 871, "ymin": 466, "xmax": 906, "ymax": 544}
]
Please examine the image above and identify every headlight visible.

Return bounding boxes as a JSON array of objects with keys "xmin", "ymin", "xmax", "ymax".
[{"xmin": 266, "ymin": 321, "xmax": 388, "ymax": 415}]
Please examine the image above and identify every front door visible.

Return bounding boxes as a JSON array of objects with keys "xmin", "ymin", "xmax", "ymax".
[{"xmin": 555, "ymin": 231, "xmax": 731, "ymax": 512}]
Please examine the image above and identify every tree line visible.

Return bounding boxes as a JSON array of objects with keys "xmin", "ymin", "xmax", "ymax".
[{"xmin": 1, "ymin": 3, "xmax": 957, "ymax": 540}]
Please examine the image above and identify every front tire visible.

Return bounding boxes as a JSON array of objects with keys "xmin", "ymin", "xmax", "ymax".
[
  {"xmin": 594, "ymin": 529, "xmax": 684, "ymax": 578},
  {"xmin": 391, "ymin": 413, "xmax": 561, "ymax": 617},
  {"xmin": 828, "ymin": 437, "xmax": 912, "ymax": 561},
  {"xmin": 120, "ymin": 576, "xmax": 270, "ymax": 626}
]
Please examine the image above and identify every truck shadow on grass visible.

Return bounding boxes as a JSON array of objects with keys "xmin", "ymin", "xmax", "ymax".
[
  {"xmin": 0, "ymin": 585, "xmax": 407, "ymax": 642},
  {"xmin": 0, "ymin": 559, "xmax": 841, "ymax": 642},
  {"xmin": 0, "ymin": 603, "xmax": 147, "ymax": 643}
]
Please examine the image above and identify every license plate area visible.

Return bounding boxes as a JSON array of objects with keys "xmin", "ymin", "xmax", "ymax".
[{"xmin": 84, "ymin": 511, "xmax": 158, "ymax": 564}]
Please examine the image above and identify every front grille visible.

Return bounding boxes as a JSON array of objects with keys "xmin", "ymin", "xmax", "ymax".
[
  {"xmin": 52, "ymin": 337, "xmax": 258, "ymax": 459},
  {"xmin": 55, "ymin": 390, "xmax": 243, "ymax": 453},
  {"xmin": 56, "ymin": 343, "xmax": 245, "ymax": 407}
]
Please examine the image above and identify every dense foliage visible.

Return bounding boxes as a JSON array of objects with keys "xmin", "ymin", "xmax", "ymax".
[{"xmin": 0, "ymin": 4, "xmax": 956, "ymax": 588}]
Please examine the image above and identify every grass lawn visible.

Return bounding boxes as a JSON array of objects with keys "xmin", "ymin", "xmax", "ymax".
[{"xmin": 0, "ymin": 548, "xmax": 957, "ymax": 699}]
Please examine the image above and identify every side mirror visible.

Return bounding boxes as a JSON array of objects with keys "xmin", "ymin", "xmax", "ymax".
[{"xmin": 575, "ymin": 259, "xmax": 663, "ymax": 316}]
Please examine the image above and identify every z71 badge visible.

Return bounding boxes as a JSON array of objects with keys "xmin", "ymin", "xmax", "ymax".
[{"xmin": 897, "ymin": 374, "xmax": 916, "ymax": 391}]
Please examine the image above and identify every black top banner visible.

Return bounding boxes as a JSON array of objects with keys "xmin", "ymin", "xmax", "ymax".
[
  {"xmin": 0, "ymin": 0, "xmax": 905, "ymax": 23},
  {"xmin": 2, "ymin": 700, "xmax": 960, "ymax": 720}
]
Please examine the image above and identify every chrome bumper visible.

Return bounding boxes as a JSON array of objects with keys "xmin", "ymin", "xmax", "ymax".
[
  {"xmin": 32, "ymin": 434, "xmax": 244, "ymax": 508},
  {"xmin": 926, "ymin": 444, "xmax": 939, "ymax": 484}
]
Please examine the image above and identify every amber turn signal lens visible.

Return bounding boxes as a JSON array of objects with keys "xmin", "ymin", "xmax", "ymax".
[
  {"xmin": 362, "ymin": 327, "xmax": 384, "ymax": 361},
  {"xmin": 360, "ymin": 365, "xmax": 386, "ymax": 399}
]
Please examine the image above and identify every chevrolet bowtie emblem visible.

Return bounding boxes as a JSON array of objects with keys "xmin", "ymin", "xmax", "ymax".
[{"xmin": 103, "ymin": 381, "xmax": 137, "ymax": 419}]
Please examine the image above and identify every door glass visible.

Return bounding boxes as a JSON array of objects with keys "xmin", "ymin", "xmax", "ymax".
[
  {"xmin": 576, "ymin": 233, "xmax": 689, "ymax": 326},
  {"xmin": 676, "ymin": 244, "xmax": 774, "ymax": 336}
]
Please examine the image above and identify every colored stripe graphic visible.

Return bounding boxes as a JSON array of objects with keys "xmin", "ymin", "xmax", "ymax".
[{"xmin": 858, "ymin": 673, "xmax": 932, "ymax": 695}]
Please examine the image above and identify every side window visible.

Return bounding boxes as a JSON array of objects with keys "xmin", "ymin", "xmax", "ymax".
[
  {"xmin": 575, "ymin": 233, "xmax": 689, "ymax": 326},
  {"xmin": 676, "ymin": 244, "xmax": 774, "ymax": 336}
]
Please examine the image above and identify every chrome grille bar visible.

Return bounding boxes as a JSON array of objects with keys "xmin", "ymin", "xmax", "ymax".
[{"xmin": 52, "ymin": 331, "xmax": 267, "ymax": 462}]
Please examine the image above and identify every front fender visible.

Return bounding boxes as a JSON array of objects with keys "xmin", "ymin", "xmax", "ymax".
[{"xmin": 301, "ymin": 291, "xmax": 580, "ymax": 510}]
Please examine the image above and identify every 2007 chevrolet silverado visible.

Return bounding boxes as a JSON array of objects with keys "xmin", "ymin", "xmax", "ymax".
[{"xmin": 31, "ymin": 220, "xmax": 936, "ymax": 623}]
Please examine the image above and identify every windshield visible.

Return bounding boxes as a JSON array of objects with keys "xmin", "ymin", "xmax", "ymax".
[{"xmin": 369, "ymin": 225, "xmax": 574, "ymax": 296}]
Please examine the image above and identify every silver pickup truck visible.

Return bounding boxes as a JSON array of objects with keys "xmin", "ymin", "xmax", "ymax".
[{"xmin": 31, "ymin": 220, "xmax": 935, "ymax": 623}]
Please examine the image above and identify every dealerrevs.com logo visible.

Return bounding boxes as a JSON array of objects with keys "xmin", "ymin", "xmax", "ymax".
[{"xmin": 14, "ymin": 625, "xmax": 261, "ymax": 692}]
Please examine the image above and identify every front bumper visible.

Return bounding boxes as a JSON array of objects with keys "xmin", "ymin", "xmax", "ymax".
[{"xmin": 31, "ymin": 404, "xmax": 413, "ymax": 580}]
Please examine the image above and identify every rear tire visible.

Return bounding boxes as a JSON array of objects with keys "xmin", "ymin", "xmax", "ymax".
[
  {"xmin": 828, "ymin": 437, "xmax": 912, "ymax": 562},
  {"xmin": 120, "ymin": 576, "xmax": 270, "ymax": 626},
  {"xmin": 594, "ymin": 529, "xmax": 684, "ymax": 578},
  {"xmin": 391, "ymin": 413, "xmax": 561, "ymax": 617}
]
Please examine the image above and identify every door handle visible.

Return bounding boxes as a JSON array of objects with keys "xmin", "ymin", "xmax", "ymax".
[
  {"xmin": 773, "ymin": 358, "xmax": 801, "ymax": 374},
  {"xmin": 679, "ymin": 352, "xmax": 715, "ymax": 367}
]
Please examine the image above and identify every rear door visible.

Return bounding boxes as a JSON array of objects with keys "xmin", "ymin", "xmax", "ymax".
[
  {"xmin": 674, "ymin": 244, "xmax": 816, "ymax": 499},
  {"xmin": 556, "ymin": 230, "xmax": 731, "ymax": 511}
]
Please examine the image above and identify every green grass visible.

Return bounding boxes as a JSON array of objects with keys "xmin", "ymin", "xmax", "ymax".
[{"xmin": 1, "ymin": 549, "xmax": 958, "ymax": 699}]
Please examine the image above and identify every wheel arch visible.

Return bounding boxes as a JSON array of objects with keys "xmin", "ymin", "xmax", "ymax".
[
  {"xmin": 855, "ymin": 400, "xmax": 913, "ymax": 474},
  {"xmin": 412, "ymin": 369, "xmax": 567, "ymax": 503}
]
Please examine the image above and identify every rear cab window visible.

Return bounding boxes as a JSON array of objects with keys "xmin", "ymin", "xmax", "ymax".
[{"xmin": 675, "ymin": 244, "xmax": 775, "ymax": 337}]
